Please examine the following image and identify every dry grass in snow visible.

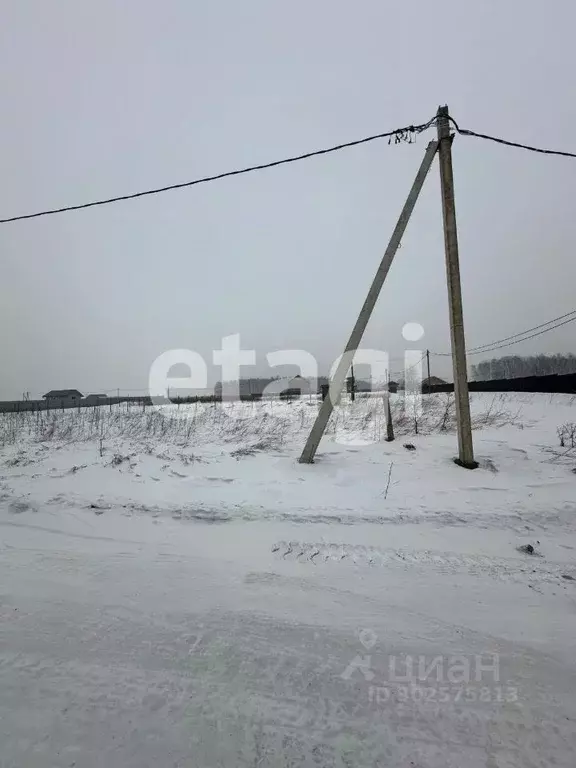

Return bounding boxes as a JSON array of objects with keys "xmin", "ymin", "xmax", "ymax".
[{"xmin": 0, "ymin": 392, "xmax": 521, "ymax": 452}]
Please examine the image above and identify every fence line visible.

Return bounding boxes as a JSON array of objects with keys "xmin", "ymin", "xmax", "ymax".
[{"xmin": 1, "ymin": 372, "xmax": 575, "ymax": 414}]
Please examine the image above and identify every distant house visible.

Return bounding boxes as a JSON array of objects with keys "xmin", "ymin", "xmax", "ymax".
[
  {"xmin": 43, "ymin": 389, "xmax": 83, "ymax": 407},
  {"xmin": 421, "ymin": 376, "xmax": 447, "ymax": 392},
  {"xmin": 388, "ymin": 380, "xmax": 399, "ymax": 394},
  {"xmin": 215, "ymin": 376, "xmax": 329, "ymax": 400},
  {"xmin": 216, "ymin": 378, "xmax": 277, "ymax": 399},
  {"xmin": 83, "ymin": 393, "xmax": 107, "ymax": 406}
]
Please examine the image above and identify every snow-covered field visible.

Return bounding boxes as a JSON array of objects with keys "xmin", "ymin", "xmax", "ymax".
[{"xmin": 1, "ymin": 393, "xmax": 576, "ymax": 766}]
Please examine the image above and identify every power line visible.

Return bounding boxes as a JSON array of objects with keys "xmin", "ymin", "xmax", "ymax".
[
  {"xmin": 448, "ymin": 116, "xmax": 576, "ymax": 159},
  {"xmin": 389, "ymin": 353, "xmax": 426, "ymax": 379},
  {"xmin": 0, "ymin": 116, "xmax": 437, "ymax": 224},
  {"xmin": 466, "ymin": 315, "xmax": 576, "ymax": 355},
  {"xmin": 4, "ymin": 111, "xmax": 576, "ymax": 225},
  {"xmin": 432, "ymin": 309, "xmax": 576, "ymax": 358},
  {"xmin": 468, "ymin": 309, "xmax": 576, "ymax": 352}
]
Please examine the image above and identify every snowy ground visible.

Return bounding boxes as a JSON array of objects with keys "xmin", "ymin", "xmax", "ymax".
[{"xmin": 1, "ymin": 393, "xmax": 576, "ymax": 766}]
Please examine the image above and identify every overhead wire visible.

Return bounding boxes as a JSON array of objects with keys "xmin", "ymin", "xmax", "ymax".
[
  {"xmin": 467, "ymin": 309, "xmax": 576, "ymax": 352},
  {"xmin": 432, "ymin": 310, "xmax": 576, "ymax": 358},
  {"xmin": 389, "ymin": 353, "xmax": 426, "ymax": 379},
  {"xmin": 4, "ymin": 108, "xmax": 576, "ymax": 370},
  {"xmin": 464, "ymin": 315, "xmax": 576, "ymax": 355},
  {"xmin": 0, "ymin": 116, "xmax": 437, "ymax": 224},
  {"xmin": 447, "ymin": 116, "xmax": 576, "ymax": 159},
  {"xmin": 2, "ymin": 111, "xmax": 576, "ymax": 225}
]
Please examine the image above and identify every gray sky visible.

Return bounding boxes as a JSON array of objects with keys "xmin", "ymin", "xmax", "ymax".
[{"xmin": 1, "ymin": 0, "xmax": 575, "ymax": 399}]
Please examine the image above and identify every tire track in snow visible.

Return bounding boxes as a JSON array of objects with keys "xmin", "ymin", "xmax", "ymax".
[{"xmin": 271, "ymin": 541, "xmax": 573, "ymax": 585}]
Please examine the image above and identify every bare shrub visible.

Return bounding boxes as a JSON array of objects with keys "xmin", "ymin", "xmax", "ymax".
[
  {"xmin": 230, "ymin": 435, "xmax": 283, "ymax": 459},
  {"xmin": 110, "ymin": 454, "xmax": 130, "ymax": 467},
  {"xmin": 436, "ymin": 393, "xmax": 455, "ymax": 432},
  {"xmin": 557, "ymin": 422, "xmax": 576, "ymax": 449}
]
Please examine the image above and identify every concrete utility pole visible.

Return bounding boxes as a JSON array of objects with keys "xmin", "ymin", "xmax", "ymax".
[
  {"xmin": 436, "ymin": 105, "xmax": 477, "ymax": 468},
  {"xmin": 299, "ymin": 139, "xmax": 439, "ymax": 464},
  {"xmin": 426, "ymin": 349, "xmax": 431, "ymax": 392}
]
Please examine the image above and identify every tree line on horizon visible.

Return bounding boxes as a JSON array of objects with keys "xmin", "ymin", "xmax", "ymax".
[{"xmin": 471, "ymin": 354, "xmax": 576, "ymax": 381}]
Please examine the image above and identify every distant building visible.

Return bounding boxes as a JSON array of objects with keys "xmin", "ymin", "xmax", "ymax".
[
  {"xmin": 421, "ymin": 376, "xmax": 447, "ymax": 392},
  {"xmin": 346, "ymin": 377, "xmax": 372, "ymax": 394},
  {"xmin": 282, "ymin": 375, "xmax": 313, "ymax": 397},
  {"xmin": 43, "ymin": 389, "xmax": 83, "ymax": 407},
  {"xmin": 215, "ymin": 379, "xmax": 277, "ymax": 399},
  {"xmin": 216, "ymin": 376, "xmax": 331, "ymax": 399},
  {"xmin": 388, "ymin": 380, "xmax": 399, "ymax": 394},
  {"xmin": 83, "ymin": 393, "xmax": 107, "ymax": 406}
]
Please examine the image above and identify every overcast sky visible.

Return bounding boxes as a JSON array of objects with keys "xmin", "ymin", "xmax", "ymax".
[{"xmin": 1, "ymin": 0, "xmax": 575, "ymax": 398}]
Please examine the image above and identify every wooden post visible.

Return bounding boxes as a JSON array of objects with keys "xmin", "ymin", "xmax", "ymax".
[
  {"xmin": 299, "ymin": 140, "xmax": 439, "ymax": 463},
  {"xmin": 436, "ymin": 105, "xmax": 477, "ymax": 468},
  {"xmin": 349, "ymin": 362, "xmax": 356, "ymax": 402},
  {"xmin": 384, "ymin": 397, "xmax": 394, "ymax": 442},
  {"xmin": 426, "ymin": 349, "xmax": 431, "ymax": 393}
]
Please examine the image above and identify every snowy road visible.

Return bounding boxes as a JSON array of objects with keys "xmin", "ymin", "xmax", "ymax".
[
  {"xmin": 2, "ymin": 395, "xmax": 576, "ymax": 765},
  {"xmin": 2, "ymin": 512, "xmax": 576, "ymax": 767}
]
